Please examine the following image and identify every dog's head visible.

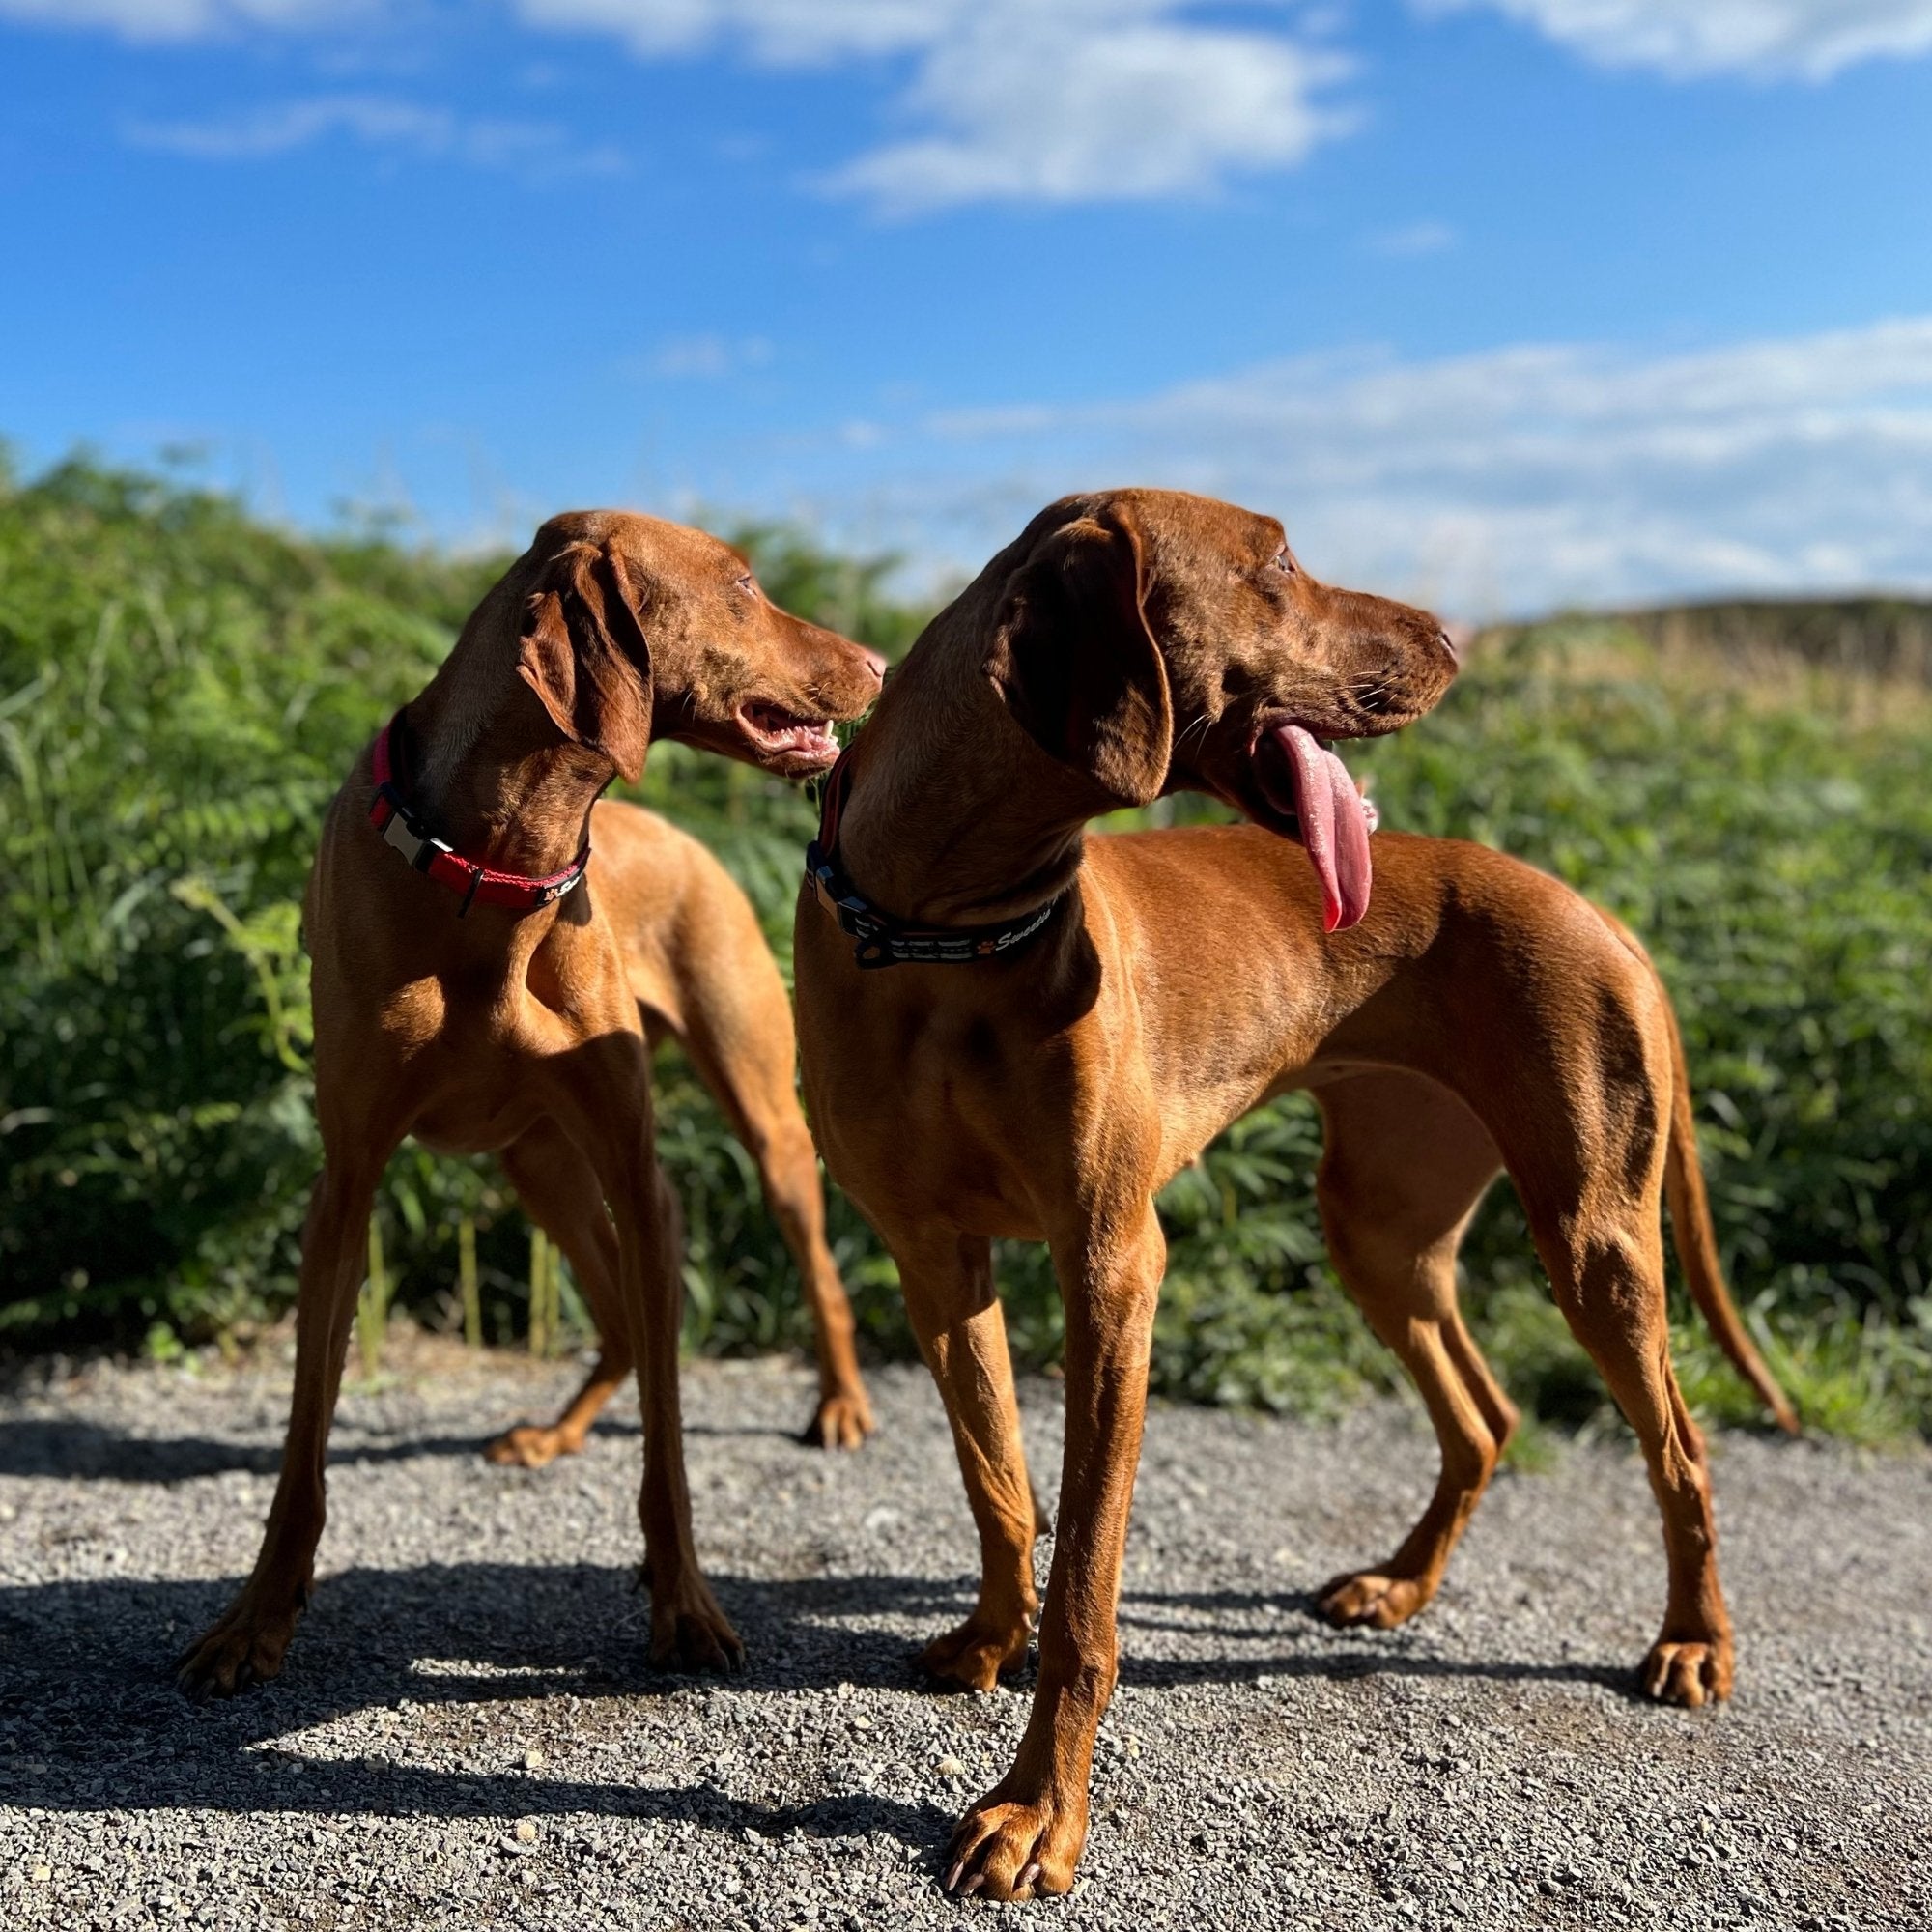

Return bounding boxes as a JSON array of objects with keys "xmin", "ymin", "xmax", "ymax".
[
  {"xmin": 510, "ymin": 511, "xmax": 884, "ymax": 783},
  {"xmin": 983, "ymin": 489, "xmax": 1458, "ymax": 930}
]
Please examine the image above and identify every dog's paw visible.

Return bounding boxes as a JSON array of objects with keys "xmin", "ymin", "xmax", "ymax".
[
  {"xmin": 176, "ymin": 1595, "xmax": 300, "ymax": 1700},
  {"xmin": 1641, "ymin": 1637, "xmax": 1732, "ymax": 1708},
  {"xmin": 482, "ymin": 1422, "xmax": 579, "ymax": 1469},
  {"xmin": 945, "ymin": 1782, "xmax": 1087, "ymax": 1900},
  {"xmin": 918, "ymin": 1612, "xmax": 1033, "ymax": 1692},
  {"xmin": 800, "ymin": 1387, "xmax": 874, "ymax": 1452},
  {"xmin": 1316, "ymin": 1569, "xmax": 1432, "ymax": 1630},
  {"xmin": 648, "ymin": 1571, "xmax": 746, "ymax": 1675}
]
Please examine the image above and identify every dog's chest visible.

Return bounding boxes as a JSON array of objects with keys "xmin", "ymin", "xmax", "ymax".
[{"xmin": 373, "ymin": 963, "xmax": 615, "ymax": 1157}]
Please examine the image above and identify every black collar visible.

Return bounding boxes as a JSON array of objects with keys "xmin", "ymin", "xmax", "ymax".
[{"xmin": 805, "ymin": 746, "xmax": 1065, "ymax": 970}]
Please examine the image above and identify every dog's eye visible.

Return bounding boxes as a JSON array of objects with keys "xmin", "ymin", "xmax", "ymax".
[
  {"xmin": 735, "ymin": 573, "xmax": 759, "ymax": 598},
  {"xmin": 1269, "ymin": 548, "xmax": 1297, "ymax": 578}
]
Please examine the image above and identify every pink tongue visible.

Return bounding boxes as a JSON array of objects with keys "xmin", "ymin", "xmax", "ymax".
[{"xmin": 1264, "ymin": 724, "xmax": 1374, "ymax": 933}]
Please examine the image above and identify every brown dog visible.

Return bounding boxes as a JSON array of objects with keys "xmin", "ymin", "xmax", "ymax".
[
  {"xmin": 482, "ymin": 800, "xmax": 873, "ymax": 1467},
  {"xmin": 793, "ymin": 490, "xmax": 1796, "ymax": 1898},
  {"xmin": 179, "ymin": 510, "xmax": 882, "ymax": 1695}
]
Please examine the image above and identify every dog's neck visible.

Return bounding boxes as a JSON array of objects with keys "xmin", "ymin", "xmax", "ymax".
[
  {"xmin": 402, "ymin": 635, "xmax": 617, "ymax": 881},
  {"xmin": 834, "ymin": 621, "xmax": 1094, "ymax": 927}
]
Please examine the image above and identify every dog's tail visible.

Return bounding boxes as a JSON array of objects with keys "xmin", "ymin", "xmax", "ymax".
[
  {"xmin": 1604, "ymin": 911, "xmax": 1800, "ymax": 1433},
  {"xmin": 1658, "ymin": 990, "xmax": 1800, "ymax": 1433}
]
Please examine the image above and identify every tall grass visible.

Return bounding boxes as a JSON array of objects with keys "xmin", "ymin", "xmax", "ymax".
[{"xmin": 2, "ymin": 454, "xmax": 1926, "ymax": 1435}]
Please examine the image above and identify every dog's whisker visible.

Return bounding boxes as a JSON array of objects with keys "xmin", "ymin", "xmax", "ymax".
[{"xmin": 1172, "ymin": 711, "xmax": 1213, "ymax": 759}]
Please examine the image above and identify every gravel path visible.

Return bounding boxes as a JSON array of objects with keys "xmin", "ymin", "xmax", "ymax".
[{"xmin": 1, "ymin": 1342, "xmax": 1928, "ymax": 1930}]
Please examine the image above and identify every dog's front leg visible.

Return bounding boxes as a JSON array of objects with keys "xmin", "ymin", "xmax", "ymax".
[
  {"xmin": 945, "ymin": 1202, "xmax": 1166, "ymax": 1902},
  {"xmin": 897, "ymin": 1230, "xmax": 1039, "ymax": 1691},
  {"xmin": 178, "ymin": 1137, "xmax": 400, "ymax": 1696}
]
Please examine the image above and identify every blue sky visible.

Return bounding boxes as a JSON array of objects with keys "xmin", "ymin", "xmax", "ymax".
[{"xmin": 4, "ymin": 1, "xmax": 1930, "ymax": 613}]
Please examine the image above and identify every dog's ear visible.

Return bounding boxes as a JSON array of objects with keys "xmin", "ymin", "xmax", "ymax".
[
  {"xmin": 985, "ymin": 507, "xmax": 1173, "ymax": 807},
  {"xmin": 516, "ymin": 545, "xmax": 653, "ymax": 784}
]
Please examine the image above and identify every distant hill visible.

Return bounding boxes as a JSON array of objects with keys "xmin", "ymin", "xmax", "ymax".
[{"xmin": 1613, "ymin": 597, "xmax": 1932, "ymax": 684}]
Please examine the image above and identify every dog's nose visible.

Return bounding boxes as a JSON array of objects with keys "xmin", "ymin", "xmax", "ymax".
[{"xmin": 861, "ymin": 647, "xmax": 888, "ymax": 685}]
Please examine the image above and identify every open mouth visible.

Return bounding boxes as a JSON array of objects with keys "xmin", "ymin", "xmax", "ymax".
[
  {"xmin": 1251, "ymin": 722, "xmax": 1377, "ymax": 934},
  {"xmin": 737, "ymin": 700, "xmax": 841, "ymax": 772}
]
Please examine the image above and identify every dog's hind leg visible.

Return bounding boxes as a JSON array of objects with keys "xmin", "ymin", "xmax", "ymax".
[
  {"xmin": 674, "ymin": 977, "xmax": 874, "ymax": 1451},
  {"xmin": 539, "ymin": 1029, "xmax": 744, "ymax": 1672},
  {"xmin": 747, "ymin": 1108, "xmax": 873, "ymax": 1449},
  {"xmin": 1526, "ymin": 1185, "xmax": 1732, "ymax": 1705},
  {"xmin": 1476, "ymin": 971, "xmax": 1734, "ymax": 1707},
  {"xmin": 1313, "ymin": 1071, "xmax": 1511, "ymax": 1630},
  {"xmin": 483, "ymin": 1118, "xmax": 633, "ymax": 1469}
]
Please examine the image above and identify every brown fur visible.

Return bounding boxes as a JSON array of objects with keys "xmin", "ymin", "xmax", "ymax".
[
  {"xmin": 791, "ymin": 489, "xmax": 1796, "ymax": 1899},
  {"xmin": 178, "ymin": 511, "xmax": 882, "ymax": 1696},
  {"xmin": 481, "ymin": 801, "xmax": 874, "ymax": 1467}
]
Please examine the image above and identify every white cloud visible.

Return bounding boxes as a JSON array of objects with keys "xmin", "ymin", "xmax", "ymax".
[
  {"xmin": 518, "ymin": 3, "xmax": 1355, "ymax": 212},
  {"xmin": 820, "ymin": 14, "xmax": 1351, "ymax": 213},
  {"xmin": 1420, "ymin": 1, "xmax": 1932, "ymax": 80},
  {"xmin": 127, "ymin": 94, "xmax": 625, "ymax": 174},
  {"xmin": 632, "ymin": 332, "xmax": 776, "ymax": 379},
  {"xmin": 1365, "ymin": 219, "xmax": 1458, "ymax": 257},
  {"xmin": 788, "ymin": 318, "xmax": 1932, "ymax": 614},
  {"xmin": 516, "ymin": 2, "xmax": 1355, "ymax": 211},
  {"xmin": 510, "ymin": 0, "xmax": 947, "ymax": 65},
  {"xmin": 0, "ymin": 0, "xmax": 370, "ymax": 40}
]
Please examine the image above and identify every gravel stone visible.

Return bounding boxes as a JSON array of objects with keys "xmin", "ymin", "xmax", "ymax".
[{"xmin": 1, "ymin": 1345, "xmax": 1928, "ymax": 1928}]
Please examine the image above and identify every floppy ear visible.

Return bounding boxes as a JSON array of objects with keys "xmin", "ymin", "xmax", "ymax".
[
  {"xmin": 985, "ymin": 508, "xmax": 1173, "ymax": 807},
  {"xmin": 516, "ymin": 545, "xmax": 653, "ymax": 783}
]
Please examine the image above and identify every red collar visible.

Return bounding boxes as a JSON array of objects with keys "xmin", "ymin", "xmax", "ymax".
[
  {"xmin": 367, "ymin": 710, "xmax": 590, "ymax": 917},
  {"xmin": 814, "ymin": 739, "xmax": 858, "ymax": 853}
]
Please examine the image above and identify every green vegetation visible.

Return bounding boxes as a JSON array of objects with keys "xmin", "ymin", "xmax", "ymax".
[{"xmin": 2, "ymin": 454, "xmax": 1926, "ymax": 1438}]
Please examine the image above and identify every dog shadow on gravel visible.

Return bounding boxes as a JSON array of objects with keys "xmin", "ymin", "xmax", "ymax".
[
  {"xmin": 1115, "ymin": 1586, "xmax": 1637, "ymax": 1698},
  {"xmin": 0, "ymin": 1410, "xmax": 817, "ymax": 1486},
  {"xmin": 0, "ymin": 1559, "xmax": 1639, "ymax": 1856},
  {"xmin": 0, "ymin": 1416, "xmax": 548, "ymax": 1484},
  {"xmin": 0, "ymin": 1564, "xmax": 972, "ymax": 1853}
]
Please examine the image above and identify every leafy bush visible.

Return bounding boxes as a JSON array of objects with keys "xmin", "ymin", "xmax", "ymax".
[{"xmin": 2, "ymin": 455, "xmax": 1926, "ymax": 1436}]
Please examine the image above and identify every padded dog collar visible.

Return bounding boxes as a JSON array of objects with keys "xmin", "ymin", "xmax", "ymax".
[
  {"xmin": 368, "ymin": 710, "xmax": 589, "ymax": 917},
  {"xmin": 806, "ymin": 745, "xmax": 1063, "ymax": 970}
]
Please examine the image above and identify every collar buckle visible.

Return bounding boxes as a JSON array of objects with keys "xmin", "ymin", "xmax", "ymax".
[{"xmin": 378, "ymin": 789, "xmax": 453, "ymax": 872}]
